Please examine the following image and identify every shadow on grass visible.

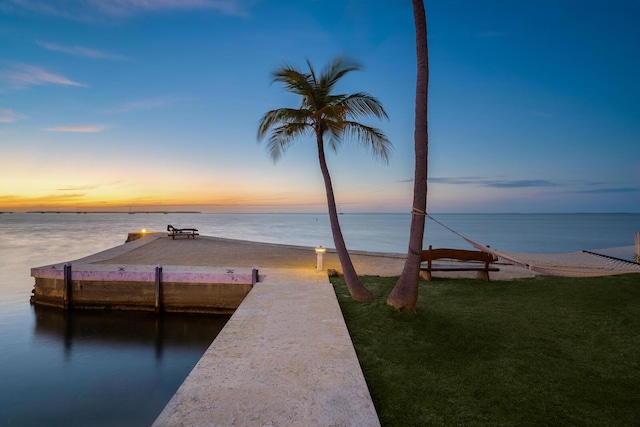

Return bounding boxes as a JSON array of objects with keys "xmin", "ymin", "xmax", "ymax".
[{"xmin": 332, "ymin": 274, "xmax": 640, "ymax": 427}]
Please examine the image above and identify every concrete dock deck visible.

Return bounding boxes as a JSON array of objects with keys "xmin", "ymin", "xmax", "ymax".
[{"xmin": 33, "ymin": 233, "xmax": 388, "ymax": 425}]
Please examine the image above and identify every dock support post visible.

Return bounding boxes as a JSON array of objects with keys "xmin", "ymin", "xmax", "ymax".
[
  {"xmin": 252, "ymin": 267, "xmax": 259, "ymax": 285},
  {"xmin": 635, "ymin": 232, "xmax": 639, "ymax": 260},
  {"xmin": 155, "ymin": 264, "xmax": 163, "ymax": 313},
  {"xmin": 63, "ymin": 262, "xmax": 73, "ymax": 310}
]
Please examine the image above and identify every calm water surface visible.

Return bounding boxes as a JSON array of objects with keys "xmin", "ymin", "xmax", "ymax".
[
  {"xmin": 1, "ymin": 212, "xmax": 638, "ymax": 426},
  {"xmin": 0, "ymin": 214, "xmax": 232, "ymax": 427}
]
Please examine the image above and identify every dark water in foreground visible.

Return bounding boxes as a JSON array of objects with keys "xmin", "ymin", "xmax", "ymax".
[
  {"xmin": 2, "ymin": 308, "xmax": 227, "ymax": 426},
  {"xmin": 1, "ymin": 212, "xmax": 638, "ymax": 426},
  {"xmin": 0, "ymin": 214, "xmax": 234, "ymax": 427}
]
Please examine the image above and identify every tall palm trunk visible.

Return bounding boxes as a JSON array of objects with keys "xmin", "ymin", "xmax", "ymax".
[
  {"xmin": 316, "ymin": 132, "xmax": 375, "ymax": 301},
  {"xmin": 387, "ymin": 0, "xmax": 429, "ymax": 311}
]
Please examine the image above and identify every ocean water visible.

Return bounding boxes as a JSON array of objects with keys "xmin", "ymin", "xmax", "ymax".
[{"xmin": 1, "ymin": 212, "xmax": 638, "ymax": 426}]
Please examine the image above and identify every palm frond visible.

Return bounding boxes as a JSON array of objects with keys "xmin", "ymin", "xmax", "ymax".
[
  {"xmin": 305, "ymin": 58, "xmax": 318, "ymax": 86},
  {"xmin": 342, "ymin": 121, "xmax": 392, "ymax": 163},
  {"xmin": 257, "ymin": 108, "xmax": 312, "ymax": 140},
  {"xmin": 318, "ymin": 104, "xmax": 349, "ymax": 122},
  {"xmin": 271, "ymin": 66, "xmax": 313, "ymax": 99},
  {"xmin": 320, "ymin": 56, "xmax": 362, "ymax": 94},
  {"xmin": 265, "ymin": 122, "xmax": 312, "ymax": 162},
  {"xmin": 322, "ymin": 122, "xmax": 344, "ymax": 153},
  {"xmin": 341, "ymin": 93, "xmax": 389, "ymax": 120}
]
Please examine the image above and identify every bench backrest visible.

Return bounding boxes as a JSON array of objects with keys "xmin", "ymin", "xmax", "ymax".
[{"xmin": 422, "ymin": 245, "xmax": 498, "ymax": 267}]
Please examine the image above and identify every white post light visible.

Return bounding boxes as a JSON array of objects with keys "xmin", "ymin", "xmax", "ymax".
[{"xmin": 315, "ymin": 246, "xmax": 326, "ymax": 271}]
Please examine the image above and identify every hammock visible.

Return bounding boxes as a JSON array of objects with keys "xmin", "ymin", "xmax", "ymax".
[{"xmin": 426, "ymin": 215, "xmax": 640, "ymax": 277}]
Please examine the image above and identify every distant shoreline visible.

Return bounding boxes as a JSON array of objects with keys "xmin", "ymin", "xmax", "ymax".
[{"xmin": 20, "ymin": 211, "xmax": 202, "ymax": 214}]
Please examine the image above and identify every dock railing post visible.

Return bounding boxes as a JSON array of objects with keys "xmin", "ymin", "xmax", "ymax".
[
  {"xmin": 63, "ymin": 262, "xmax": 72, "ymax": 310},
  {"xmin": 155, "ymin": 264, "xmax": 163, "ymax": 313}
]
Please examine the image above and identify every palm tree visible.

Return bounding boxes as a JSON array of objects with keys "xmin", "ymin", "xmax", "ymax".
[
  {"xmin": 257, "ymin": 56, "xmax": 391, "ymax": 301},
  {"xmin": 387, "ymin": 0, "xmax": 429, "ymax": 311}
]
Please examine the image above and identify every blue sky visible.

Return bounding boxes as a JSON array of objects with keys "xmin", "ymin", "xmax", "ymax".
[{"xmin": 1, "ymin": 0, "xmax": 638, "ymax": 213}]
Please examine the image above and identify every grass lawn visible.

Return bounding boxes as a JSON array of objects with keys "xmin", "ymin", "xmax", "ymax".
[{"xmin": 331, "ymin": 274, "xmax": 640, "ymax": 426}]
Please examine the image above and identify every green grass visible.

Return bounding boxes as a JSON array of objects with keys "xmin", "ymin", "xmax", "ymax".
[{"xmin": 331, "ymin": 274, "xmax": 640, "ymax": 426}]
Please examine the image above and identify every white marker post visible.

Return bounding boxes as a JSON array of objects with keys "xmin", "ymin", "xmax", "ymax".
[{"xmin": 315, "ymin": 246, "xmax": 326, "ymax": 271}]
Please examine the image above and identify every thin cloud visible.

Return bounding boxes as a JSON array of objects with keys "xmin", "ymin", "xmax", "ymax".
[
  {"xmin": 0, "ymin": 192, "xmax": 87, "ymax": 204},
  {"xmin": 105, "ymin": 97, "xmax": 175, "ymax": 113},
  {"xmin": 572, "ymin": 187, "xmax": 639, "ymax": 194},
  {"xmin": 430, "ymin": 176, "xmax": 482, "ymax": 185},
  {"xmin": 484, "ymin": 179, "xmax": 557, "ymax": 188},
  {"xmin": 1, "ymin": 63, "xmax": 86, "ymax": 89},
  {"xmin": 2, "ymin": 0, "xmax": 253, "ymax": 20},
  {"xmin": 0, "ymin": 109, "xmax": 24, "ymax": 123},
  {"xmin": 94, "ymin": 0, "xmax": 251, "ymax": 16},
  {"xmin": 429, "ymin": 176, "xmax": 558, "ymax": 188},
  {"xmin": 428, "ymin": 177, "xmax": 638, "ymax": 194},
  {"xmin": 0, "ymin": 0, "xmax": 73, "ymax": 19},
  {"xmin": 36, "ymin": 41, "xmax": 128, "ymax": 61},
  {"xmin": 44, "ymin": 125, "xmax": 108, "ymax": 133},
  {"xmin": 57, "ymin": 184, "xmax": 100, "ymax": 191}
]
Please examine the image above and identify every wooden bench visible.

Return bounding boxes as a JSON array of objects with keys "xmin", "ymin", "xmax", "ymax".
[
  {"xmin": 167, "ymin": 224, "xmax": 199, "ymax": 240},
  {"xmin": 420, "ymin": 245, "xmax": 500, "ymax": 282}
]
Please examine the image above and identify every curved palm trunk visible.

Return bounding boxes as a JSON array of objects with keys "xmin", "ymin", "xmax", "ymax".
[
  {"xmin": 387, "ymin": 0, "xmax": 429, "ymax": 311},
  {"xmin": 316, "ymin": 133, "xmax": 375, "ymax": 301}
]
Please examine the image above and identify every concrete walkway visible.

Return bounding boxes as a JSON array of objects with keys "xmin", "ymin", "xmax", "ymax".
[{"xmin": 153, "ymin": 268, "xmax": 379, "ymax": 426}]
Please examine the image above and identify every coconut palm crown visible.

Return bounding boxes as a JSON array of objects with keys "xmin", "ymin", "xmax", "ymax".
[{"xmin": 257, "ymin": 55, "xmax": 392, "ymax": 301}]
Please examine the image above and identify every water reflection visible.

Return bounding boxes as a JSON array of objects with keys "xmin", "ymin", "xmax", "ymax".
[
  {"xmin": 33, "ymin": 305, "xmax": 229, "ymax": 361},
  {"xmin": 0, "ymin": 307, "xmax": 231, "ymax": 426}
]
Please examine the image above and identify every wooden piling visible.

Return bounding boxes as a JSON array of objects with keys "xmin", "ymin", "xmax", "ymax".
[
  {"xmin": 155, "ymin": 264, "xmax": 163, "ymax": 313},
  {"xmin": 63, "ymin": 263, "xmax": 72, "ymax": 310}
]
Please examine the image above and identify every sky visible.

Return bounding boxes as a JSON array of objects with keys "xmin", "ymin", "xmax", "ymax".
[{"xmin": 1, "ymin": 0, "xmax": 639, "ymax": 214}]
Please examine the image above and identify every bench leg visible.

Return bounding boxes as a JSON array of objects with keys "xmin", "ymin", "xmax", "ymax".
[
  {"xmin": 420, "ymin": 270, "xmax": 432, "ymax": 281},
  {"xmin": 476, "ymin": 271, "xmax": 490, "ymax": 282}
]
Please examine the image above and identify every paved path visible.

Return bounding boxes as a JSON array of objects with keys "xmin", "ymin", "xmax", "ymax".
[{"xmin": 153, "ymin": 268, "xmax": 380, "ymax": 426}]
